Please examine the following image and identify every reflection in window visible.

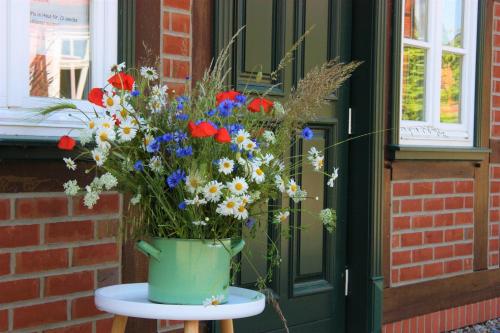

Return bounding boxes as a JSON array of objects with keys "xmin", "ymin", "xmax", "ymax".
[
  {"xmin": 442, "ymin": 0, "xmax": 463, "ymax": 47},
  {"xmin": 29, "ymin": 0, "xmax": 90, "ymax": 100},
  {"xmin": 402, "ymin": 46, "xmax": 426, "ymax": 121},
  {"xmin": 440, "ymin": 52, "xmax": 462, "ymax": 123},
  {"xmin": 403, "ymin": 0, "xmax": 427, "ymax": 41}
]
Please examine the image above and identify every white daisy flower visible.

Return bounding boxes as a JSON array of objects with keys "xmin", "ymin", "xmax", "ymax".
[
  {"xmin": 148, "ymin": 97, "xmax": 163, "ymax": 113},
  {"xmin": 140, "ymin": 66, "xmax": 159, "ymax": 80},
  {"xmin": 95, "ymin": 127, "xmax": 115, "ymax": 147},
  {"xmin": 240, "ymin": 194, "xmax": 254, "ymax": 206},
  {"xmin": 234, "ymin": 203, "xmax": 249, "ymax": 220},
  {"xmin": 63, "ymin": 157, "xmax": 76, "ymax": 171},
  {"xmin": 308, "ymin": 147, "xmax": 321, "ymax": 160},
  {"xmin": 185, "ymin": 195, "xmax": 207, "ymax": 206},
  {"xmin": 185, "ymin": 173, "xmax": 204, "ymax": 194},
  {"xmin": 115, "ymin": 102, "xmax": 134, "ymax": 121},
  {"xmin": 63, "ymin": 180, "xmax": 80, "ymax": 196},
  {"xmin": 233, "ymin": 129, "xmax": 251, "ymax": 148},
  {"xmin": 143, "ymin": 134, "xmax": 154, "ymax": 151},
  {"xmin": 327, "ymin": 168, "xmax": 339, "ymax": 188},
  {"xmin": 151, "ymin": 84, "xmax": 168, "ymax": 96},
  {"xmin": 242, "ymin": 139, "xmax": 257, "ymax": 151},
  {"xmin": 83, "ymin": 188, "xmax": 100, "ymax": 209},
  {"xmin": 79, "ymin": 129, "xmax": 93, "ymax": 145},
  {"xmin": 286, "ymin": 179, "xmax": 299, "ymax": 197},
  {"xmin": 102, "ymin": 94, "xmax": 121, "ymax": 111},
  {"xmin": 91, "ymin": 148, "xmax": 107, "ymax": 166},
  {"xmin": 262, "ymin": 153, "xmax": 274, "ymax": 165},
  {"xmin": 275, "ymin": 175, "xmax": 285, "ymax": 192},
  {"xmin": 192, "ymin": 220, "xmax": 207, "ymax": 226},
  {"xmin": 203, "ymin": 295, "xmax": 224, "ymax": 307},
  {"xmin": 130, "ymin": 193, "xmax": 141, "ymax": 205},
  {"xmin": 312, "ymin": 155, "xmax": 324, "ymax": 171},
  {"xmin": 216, "ymin": 197, "xmax": 239, "ymax": 216},
  {"xmin": 251, "ymin": 166, "xmax": 265, "ymax": 184},
  {"xmin": 118, "ymin": 120, "xmax": 137, "ymax": 142},
  {"xmin": 98, "ymin": 117, "xmax": 115, "ymax": 130},
  {"xmin": 273, "ymin": 101, "xmax": 285, "ymax": 115},
  {"xmin": 262, "ymin": 130, "xmax": 276, "ymax": 144},
  {"xmin": 250, "ymin": 191, "xmax": 261, "ymax": 201},
  {"xmin": 111, "ymin": 62, "xmax": 126, "ymax": 72},
  {"xmin": 87, "ymin": 118, "xmax": 98, "ymax": 132},
  {"xmin": 149, "ymin": 156, "xmax": 163, "ymax": 173},
  {"xmin": 203, "ymin": 181, "xmax": 224, "ymax": 203},
  {"xmin": 227, "ymin": 177, "xmax": 249, "ymax": 196},
  {"xmin": 218, "ymin": 158, "xmax": 235, "ymax": 175},
  {"xmin": 274, "ymin": 211, "xmax": 290, "ymax": 224},
  {"xmin": 99, "ymin": 172, "xmax": 118, "ymax": 190}
]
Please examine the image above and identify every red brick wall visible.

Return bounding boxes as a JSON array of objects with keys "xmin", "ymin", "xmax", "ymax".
[{"xmin": 0, "ymin": 192, "xmax": 121, "ymax": 332}]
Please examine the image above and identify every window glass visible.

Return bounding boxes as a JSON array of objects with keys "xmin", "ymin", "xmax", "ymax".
[
  {"xmin": 402, "ymin": 46, "xmax": 426, "ymax": 121},
  {"xmin": 442, "ymin": 0, "xmax": 463, "ymax": 47},
  {"xmin": 404, "ymin": 0, "xmax": 427, "ymax": 41},
  {"xmin": 29, "ymin": 0, "xmax": 90, "ymax": 99},
  {"xmin": 440, "ymin": 52, "xmax": 462, "ymax": 123}
]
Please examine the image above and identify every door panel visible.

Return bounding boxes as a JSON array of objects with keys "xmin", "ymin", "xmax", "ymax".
[{"xmin": 215, "ymin": 1, "xmax": 350, "ymax": 332}]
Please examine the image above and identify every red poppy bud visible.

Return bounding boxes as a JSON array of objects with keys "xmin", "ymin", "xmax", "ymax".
[
  {"xmin": 188, "ymin": 121, "xmax": 218, "ymax": 138},
  {"xmin": 57, "ymin": 135, "xmax": 76, "ymax": 151},
  {"xmin": 108, "ymin": 73, "xmax": 135, "ymax": 91},
  {"xmin": 247, "ymin": 98, "xmax": 274, "ymax": 113},
  {"xmin": 88, "ymin": 88, "xmax": 104, "ymax": 107},
  {"xmin": 112, "ymin": 114, "xmax": 121, "ymax": 126},
  {"xmin": 215, "ymin": 128, "xmax": 231, "ymax": 143},
  {"xmin": 215, "ymin": 90, "xmax": 240, "ymax": 106}
]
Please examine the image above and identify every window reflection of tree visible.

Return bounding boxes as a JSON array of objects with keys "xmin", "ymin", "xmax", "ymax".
[{"xmin": 402, "ymin": 47, "xmax": 426, "ymax": 121}]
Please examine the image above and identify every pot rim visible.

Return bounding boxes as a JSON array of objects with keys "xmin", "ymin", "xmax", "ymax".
[{"xmin": 150, "ymin": 237, "xmax": 239, "ymax": 242}]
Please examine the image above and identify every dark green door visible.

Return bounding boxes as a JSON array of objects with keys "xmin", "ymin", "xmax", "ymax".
[{"xmin": 215, "ymin": 1, "xmax": 351, "ymax": 332}]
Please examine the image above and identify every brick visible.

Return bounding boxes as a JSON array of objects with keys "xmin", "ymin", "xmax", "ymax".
[
  {"xmin": 13, "ymin": 300, "xmax": 67, "ymax": 329},
  {"xmin": 392, "ymin": 235, "xmax": 400, "ymax": 248},
  {"xmin": 423, "ymin": 262, "xmax": 443, "ymax": 278},
  {"xmin": 401, "ymin": 232, "xmax": 423, "ymax": 247},
  {"xmin": 71, "ymin": 296, "xmax": 104, "ymax": 319},
  {"xmin": 491, "ymin": 224, "xmax": 499, "ymax": 237},
  {"xmin": 73, "ymin": 193, "xmax": 120, "ymax": 216},
  {"xmin": 412, "ymin": 182, "xmax": 433, "ymax": 195},
  {"xmin": 492, "ymin": 166, "xmax": 500, "ymax": 179},
  {"xmin": 393, "ymin": 183, "xmax": 410, "ymax": 196},
  {"xmin": 16, "ymin": 248, "xmax": 68, "ymax": 274},
  {"xmin": 444, "ymin": 197, "xmax": 464, "ymax": 210},
  {"xmin": 444, "ymin": 259, "xmax": 463, "ymax": 273},
  {"xmin": 163, "ymin": 58, "xmax": 172, "ymax": 77},
  {"xmin": 491, "ymin": 195, "xmax": 500, "ymax": 208},
  {"xmin": 96, "ymin": 318, "xmax": 114, "ymax": 333},
  {"xmin": 45, "ymin": 271, "xmax": 94, "ymax": 296},
  {"xmin": 0, "ymin": 310, "xmax": 7, "ymax": 332},
  {"xmin": 464, "ymin": 196, "xmax": 473, "ymax": 208},
  {"xmin": 424, "ymin": 230, "xmax": 444, "ymax": 244},
  {"xmin": 491, "ymin": 210, "xmax": 500, "ymax": 222},
  {"xmin": 399, "ymin": 266, "xmax": 422, "ymax": 281},
  {"xmin": 171, "ymin": 13, "xmax": 190, "ymax": 33},
  {"xmin": 435, "ymin": 245, "xmax": 454, "ymax": 259},
  {"xmin": 412, "ymin": 215, "xmax": 433, "ymax": 229},
  {"xmin": 423, "ymin": 198, "xmax": 444, "ymax": 211},
  {"xmin": 15, "ymin": 197, "xmax": 67, "ymax": 219},
  {"xmin": 435, "ymin": 181, "xmax": 454, "ymax": 194},
  {"xmin": 0, "ymin": 225, "xmax": 39, "ymax": 248},
  {"xmin": 163, "ymin": 0, "xmax": 190, "ymax": 10},
  {"xmin": 45, "ymin": 221, "xmax": 94, "ymax": 244},
  {"xmin": 401, "ymin": 199, "xmax": 422, "ymax": 213},
  {"xmin": 492, "ymin": 124, "xmax": 500, "ymax": 137},
  {"xmin": 97, "ymin": 267, "xmax": 119, "ymax": 288},
  {"xmin": 494, "ymin": 95, "xmax": 500, "ymax": 108},
  {"xmin": 393, "ymin": 216, "xmax": 410, "ymax": 231},
  {"xmin": 455, "ymin": 212, "xmax": 473, "ymax": 225},
  {"xmin": 392, "ymin": 200, "xmax": 400, "ymax": 214},
  {"xmin": 490, "ymin": 239, "xmax": 499, "ymax": 251},
  {"xmin": 392, "ymin": 250, "xmax": 412, "ymax": 266},
  {"xmin": 163, "ymin": 11, "xmax": 170, "ymax": 30},
  {"xmin": 0, "ymin": 253, "xmax": 10, "ymax": 275},
  {"xmin": 166, "ymin": 82, "xmax": 186, "ymax": 95},
  {"xmin": 163, "ymin": 34, "xmax": 190, "ymax": 56},
  {"xmin": 73, "ymin": 243, "xmax": 118, "ymax": 266},
  {"xmin": 455, "ymin": 243, "xmax": 473, "ymax": 256},
  {"xmin": 97, "ymin": 219, "xmax": 119, "ymax": 239},
  {"xmin": 0, "ymin": 278, "xmax": 39, "ymax": 303},
  {"xmin": 463, "ymin": 257, "xmax": 472, "ymax": 270},
  {"xmin": 444, "ymin": 228, "xmax": 464, "ymax": 242},
  {"xmin": 43, "ymin": 322, "xmax": 93, "ymax": 333},
  {"xmin": 455, "ymin": 181, "xmax": 473, "ymax": 193},
  {"xmin": 464, "ymin": 228, "xmax": 474, "ymax": 240},
  {"xmin": 391, "ymin": 269, "xmax": 399, "ymax": 284},
  {"xmin": 493, "ymin": 181, "xmax": 500, "ymax": 193},
  {"xmin": 172, "ymin": 60, "xmax": 190, "ymax": 79},
  {"xmin": 434, "ymin": 213, "xmax": 453, "ymax": 227},
  {"xmin": 0, "ymin": 199, "xmax": 9, "ymax": 220},
  {"xmin": 412, "ymin": 248, "xmax": 433, "ymax": 262}
]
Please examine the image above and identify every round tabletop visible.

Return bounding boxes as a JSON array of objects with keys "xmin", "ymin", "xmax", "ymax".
[{"xmin": 94, "ymin": 283, "xmax": 266, "ymax": 321}]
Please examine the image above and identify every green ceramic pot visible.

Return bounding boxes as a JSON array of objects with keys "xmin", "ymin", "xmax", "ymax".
[{"xmin": 136, "ymin": 238, "xmax": 245, "ymax": 305}]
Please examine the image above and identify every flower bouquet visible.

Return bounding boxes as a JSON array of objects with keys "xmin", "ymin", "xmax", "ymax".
[{"xmin": 48, "ymin": 35, "xmax": 359, "ymax": 306}]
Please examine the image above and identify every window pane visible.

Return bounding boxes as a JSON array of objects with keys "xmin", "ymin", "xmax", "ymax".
[
  {"xmin": 440, "ymin": 52, "xmax": 462, "ymax": 124},
  {"xmin": 442, "ymin": 0, "xmax": 463, "ymax": 47},
  {"xmin": 402, "ymin": 46, "xmax": 426, "ymax": 121},
  {"xmin": 29, "ymin": 0, "xmax": 91, "ymax": 99},
  {"xmin": 403, "ymin": 0, "xmax": 427, "ymax": 41}
]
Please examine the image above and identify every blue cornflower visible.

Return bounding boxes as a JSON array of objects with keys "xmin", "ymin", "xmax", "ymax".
[
  {"xmin": 176, "ymin": 113, "xmax": 189, "ymax": 121},
  {"xmin": 245, "ymin": 218, "xmax": 256, "ymax": 229},
  {"xmin": 173, "ymin": 131, "xmax": 188, "ymax": 142},
  {"xmin": 166, "ymin": 169, "xmax": 186, "ymax": 189},
  {"xmin": 176, "ymin": 103, "xmax": 184, "ymax": 111},
  {"xmin": 146, "ymin": 138, "xmax": 161, "ymax": 153},
  {"xmin": 162, "ymin": 133, "xmax": 174, "ymax": 142},
  {"xmin": 131, "ymin": 90, "xmax": 140, "ymax": 97},
  {"xmin": 228, "ymin": 123, "xmax": 244, "ymax": 135},
  {"xmin": 178, "ymin": 201, "xmax": 187, "ymax": 210},
  {"xmin": 218, "ymin": 100, "xmax": 233, "ymax": 117},
  {"xmin": 206, "ymin": 109, "xmax": 217, "ymax": 117},
  {"xmin": 134, "ymin": 160, "xmax": 144, "ymax": 172},
  {"xmin": 302, "ymin": 127, "xmax": 314, "ymax": 140},
  {"xmin": 229, "ymin": 144, "xmax": 239, "ymax": 152},
  {"xmin": 234, "ymin": 94, "xmax": 247, "ymax": 107},
  {"xmin": 247, "ymin": 152, "xmax": 254, "ymax": 160},
  {"xmin": 176, "ymin": 146, "xmax": 193, "ymax": 158}
]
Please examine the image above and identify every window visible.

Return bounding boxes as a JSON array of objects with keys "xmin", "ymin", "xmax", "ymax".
[
  {"xmin": 399, "ymin": 0, "xmax": 478, "ymax": 146},
  {"xmin": 0, "ymin": 0, "xmax": 118, "ymax": 137}
]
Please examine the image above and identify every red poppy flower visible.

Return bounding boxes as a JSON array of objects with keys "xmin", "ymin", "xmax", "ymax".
[
  {"xmin": 57, "ymin": 135, "xmax": 76, "ymax": 151},
  {"xmin": 247, "ymin": 98, "xmax": 274, "ymax": 113},
  {"xmin": 188, "ymin": 121, "xmax": 218, "ymax": 138},
  {"xmin": 111, "ymin": 114, "xmax": 121, "ymax": 126},
  {"xmin": 215, "ymin": 128, "xmax": 231, "ymax": 143},
  {"xmin": 108, "ymin": 73, "xmax": 135, "ymax": 91},
  {"xmin": 215, "ymin": 90, "xmax": 240, "ymax": 106},
  {"xmin": 88, "ymin": 88, "xmax": 104, "ymax": 107}
]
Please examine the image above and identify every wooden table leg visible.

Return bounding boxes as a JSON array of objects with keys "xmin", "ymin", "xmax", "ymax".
[
  {"xmin": 220, "ymin": 319, "xmax": 234, "ymax": 333},
  {"xmin": 111, "ymin": 315, "xmax": 128, "ymax": 333},
  {"xmin": 184, "ymin": 320, "xmax": 199, "ymax": 333}
]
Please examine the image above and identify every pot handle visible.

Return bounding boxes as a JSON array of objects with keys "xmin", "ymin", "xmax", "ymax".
[
  {"xmin": 230, "ymin": 239, "xmax": 245, "ymax": 257},
  {"xmin": 136, "ymin": 240, "xmax": 161, "ymax": 261}
]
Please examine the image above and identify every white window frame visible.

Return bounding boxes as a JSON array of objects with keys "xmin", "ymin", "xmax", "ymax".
[
  {"xmin": 0, "ymin": 0, "xmax": 118, "ymax": 138},
  {"xmin": 399, "ymin": 0, "xmax": 478, "ymax": 147}
]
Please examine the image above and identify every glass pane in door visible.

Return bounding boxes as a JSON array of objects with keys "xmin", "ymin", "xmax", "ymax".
[{"xmin": 440, "ymin": 52, "xmax": 462, "ymax": 123}]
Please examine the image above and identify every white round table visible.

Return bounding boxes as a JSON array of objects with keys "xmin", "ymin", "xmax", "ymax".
[{"xmin": 94, "ymin": 283, "xmax": 265, "ymax": 333}]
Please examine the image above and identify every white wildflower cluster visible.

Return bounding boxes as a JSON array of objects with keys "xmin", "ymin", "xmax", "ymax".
[
  {"xmin": 319, "ymin": 208, "xmax": 337, "ymax": 232},
  {"xmin": 83, "ymin": 172, "xmax": 118, "ymax": 209},
  {"xmin": 63, "ymin": 180, "xmax": 80, "ymax": 196},
  {"xmin": 130, "ymin": 193, "xmax": 142, "ymax": 205}
]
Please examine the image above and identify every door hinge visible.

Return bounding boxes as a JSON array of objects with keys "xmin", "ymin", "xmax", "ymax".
[
  {"xmin": 345, "ymin": 268, "xmax": 349, "ymax": 296},
  {"xmin": 348, "ymin": 107, "xmax": 352, "ymax": 135}
]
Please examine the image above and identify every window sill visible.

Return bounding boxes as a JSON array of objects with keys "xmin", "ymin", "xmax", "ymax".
[
  {"xmin": 388, "ymin": 145, "xmax": 490, "ymax": 161},
  {"xmin": 0, "ymin": 135, "xmax": 72, "ymax": 160}
]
